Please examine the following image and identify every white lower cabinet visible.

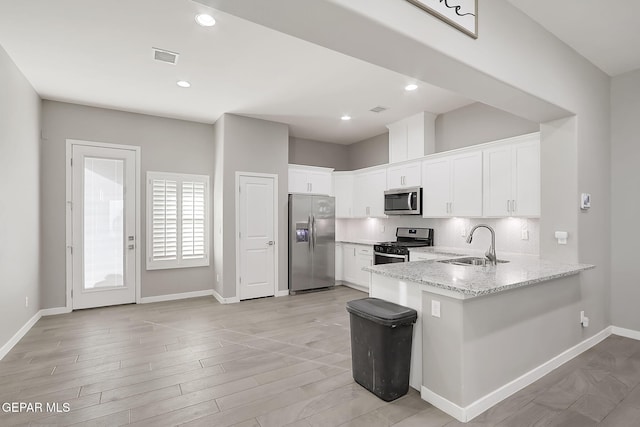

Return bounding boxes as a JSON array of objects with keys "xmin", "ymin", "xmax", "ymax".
[{"xmin": 341, "ymin": 244, "xmax": 373, "ymax": 291}]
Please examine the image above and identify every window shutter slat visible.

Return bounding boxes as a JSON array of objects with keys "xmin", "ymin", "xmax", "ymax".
[{"xmin": 150, "ymin": 179, "xmax": 178, "ymax": 260}]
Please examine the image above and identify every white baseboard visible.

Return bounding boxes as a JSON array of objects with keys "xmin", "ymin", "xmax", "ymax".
[
  {"xmin": 611, "ymin": 326, "xmax": 640, "ymax": 341},
  {"xmin": 212, "ymin": 288, "xmax": 240, "ymax": 304},
  {"xmin": 276, "ymin": 290, "xmax": 290, "ymax": 297},
  {"xmin": 0, "ymin": 311, "xmax": 42, "ymax": 361},
  {"xmin": 421, "ymin": 326, "xmax": 612, "ymax": 423},
  {"xmin": 141, "ymin": 289, "xmax": 213, "ymax": 304},
  {"xmin": 41, "ymin": 307, "xmax": 72, "ymax": 316}
]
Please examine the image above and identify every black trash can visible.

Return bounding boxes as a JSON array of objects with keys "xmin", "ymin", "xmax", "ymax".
[{"xmin": 346, "ymin": 297, "xmax": 418, "ymax": 402}]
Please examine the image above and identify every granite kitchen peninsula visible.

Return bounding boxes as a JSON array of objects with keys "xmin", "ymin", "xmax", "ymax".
[{"xmin": 363, "ymin": 248, "xmax": 594, "ymax": 422}]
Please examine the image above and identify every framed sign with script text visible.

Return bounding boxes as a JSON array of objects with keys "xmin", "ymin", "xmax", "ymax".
[{"xmin": 406, "ymin": 0, "xmax": 477, "ymax": 38}]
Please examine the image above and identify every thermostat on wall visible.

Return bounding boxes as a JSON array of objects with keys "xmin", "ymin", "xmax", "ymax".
[{"xmin": 580, "ymin": 193, "xmax": 591, "ymax": 210}]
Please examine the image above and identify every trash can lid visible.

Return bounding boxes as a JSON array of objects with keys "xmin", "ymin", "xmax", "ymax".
[{"xmin": 346, "ymin": 298, "xmax": 417, "ymax": 327}]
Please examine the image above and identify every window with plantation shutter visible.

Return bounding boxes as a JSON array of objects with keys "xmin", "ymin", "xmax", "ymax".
[{"xmin": 146, "ymin": 172, "xmax": 210, "ymax": 270}]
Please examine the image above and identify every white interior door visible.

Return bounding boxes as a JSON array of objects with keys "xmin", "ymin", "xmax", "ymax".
[
  {"xmin": 71, "ymin": 144, "xmax": 137, "ymax": 309},
  {"xmin": 238, "ymin": 175, "xmax": 276, "ymax": 300}
]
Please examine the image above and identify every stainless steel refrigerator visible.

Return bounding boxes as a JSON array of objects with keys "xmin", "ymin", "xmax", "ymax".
[{"xmin": 288, "ymin": 194, "xmax": 335, "ymax": 294}]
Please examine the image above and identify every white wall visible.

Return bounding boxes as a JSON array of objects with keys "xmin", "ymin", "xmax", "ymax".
[
  {"xmin": 289, "ymin": 136, "xmax": 349, "ymax": 171},
  {"xmin": 611, "ymin": 69, "xmax": 640, "ymax": 331},
  {"xmin": 40, "ymin": 101, "xmax": 215, "ymax": 307},
  {"xmin": 0, "ymin": 45, "xmax": 41, "ymax": 349}
]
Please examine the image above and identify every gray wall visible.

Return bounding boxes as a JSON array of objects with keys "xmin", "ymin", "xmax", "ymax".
[
  {"xmin": 0, "ymin": 45, "xmax": 41, "ymax": 350},
  {"xmin": 611, "ymin": 69, "xmax": 640, "ymax": 331},
  {"xmin": 40, "ymin": 101, "xmax": 215, "ymax": 307},
  {"xmin": 347, "ymin": 132, "xmax": 388, "ymax": 170},
  {"xmin": 215, "ymin": 114, "xmax": 289, "ymax": 299},
  {"xmin": 435, "ymin": 103, "xmax": 539, "ymax": 152},
  {"xmin": 289, "ymin": 137, "xmax": 349, "ymax": 171}
]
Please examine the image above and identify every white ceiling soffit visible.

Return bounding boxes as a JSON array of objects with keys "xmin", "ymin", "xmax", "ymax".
[
  {"xmin": 509, "ymin": 0, "xmax": 640, "ymax": 77},
  {"xmin": 0, "ymin": 0, "xmax": 473, "ymax": 144}
]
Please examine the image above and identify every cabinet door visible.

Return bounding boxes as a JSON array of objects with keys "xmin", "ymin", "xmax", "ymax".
[
  {"xmin": 353, "ymin": 174, "xmax": 368, "ymax": 217},
  {"xmin": 388, "ymin": 121, "xmax": 408, "ymax": 164},
  {"xmin": 307, "ymin": 171, "xmax": 332, "ymax": 195},
  {"xmin": 450, "ymin": 151, "xmax": 483, "ymax": 217},
  {"xmin": 334, "ymin": 174, "xmax": 354, "ymax": 218},
  {"xmin": 288, "ymin": 168, "xmax": 309, "ymax": 193},
  {"xmin": 406, "ymin": 113, "xmax": 425, "ymax": 160},
  {"xmin": 367, "ymin": 169, "xmax": 388, "ymax": 217},
  {"xmin": 403, "ymin": 162, "xmax": 422, "ymax": 187},
  {"xmin": 512, "ymin": 140, "xmax": 540, "ymax": 216},
  {"xmin": 482, "ymin": 145, "xmax": 512, "ymax": 217},
  {"xmin": 343, "ymin": 245, "xmax": 358, "ymax": 284},
  {"xmin": 387, "ymin": 165, "xmax": 405, "ymax": 189},
  {"xmin": 335, "ymin": 244, "xmax": 343, "ymax": 281},
  {"xmin": 356, "ymin": 249, "xmax": 373, "ymax": 290},
  {"xmin": 422, "ymin": 158, "xmax": 450, "ymax": 217}
]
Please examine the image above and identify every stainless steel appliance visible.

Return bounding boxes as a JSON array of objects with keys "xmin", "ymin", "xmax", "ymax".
[
  {"xmin": 374, "ymin": 227, "xmax": 434, "ymax": 265},
  {"xmin": 288, "ymin": 194, "xmax": 335, "ymax": 293},
  {"xmin": 384, "ymin": 187, "xmax": 422, "ymax": 215}
]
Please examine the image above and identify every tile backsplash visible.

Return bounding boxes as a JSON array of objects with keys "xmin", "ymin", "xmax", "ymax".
[{"xmin": 336, "ymin": 217, "xmax": 540, "ymax": 255}]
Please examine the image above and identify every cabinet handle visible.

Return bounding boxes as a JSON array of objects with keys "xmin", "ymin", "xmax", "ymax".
[
  {"xmin": 512, "ymin": 200, "xmax": 517, "ymax": 213},
  {"xmin": 450, "ymin": 202, "xmax": 453, "ymax": 214},
  {"xmin": 310, "ymin": 183, "xmax": 313, "ymax": 192},
  {"xmin": 507, "ymin": 200, "xmax": 511, "ymax": 214}
]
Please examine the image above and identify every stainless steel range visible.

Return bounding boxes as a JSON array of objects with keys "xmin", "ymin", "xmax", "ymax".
[{"xmin": 373, "ymin": 227, "xmax": 434, "ymax": 265}]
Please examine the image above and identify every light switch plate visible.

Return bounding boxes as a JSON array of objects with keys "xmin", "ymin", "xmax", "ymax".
[
  {"xmin": 431, "ymin": 300, "xmax": 441, "ymax": 318},
  {"xmin": 580, "ymin": 193, "xmax": 591, "ymax": 210}
]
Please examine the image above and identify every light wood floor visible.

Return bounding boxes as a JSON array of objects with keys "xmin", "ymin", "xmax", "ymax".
[{"xmin": 1, "ymin": 286, "xmax": 640, "ymax": 426}]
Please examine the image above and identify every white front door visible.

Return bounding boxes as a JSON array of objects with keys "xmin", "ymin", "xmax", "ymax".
[
  {"xmin": 71, "ymin": 144, "xmax": 137, "ymax": 309},
  {"xmin": 238, "ymin": 174, "xmax": 276, "ymax": 300}
]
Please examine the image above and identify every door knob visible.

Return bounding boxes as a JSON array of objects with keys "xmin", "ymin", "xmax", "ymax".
[{"xmin": 267, "ymin": 241, "xmax": 275, "ymax": 246}]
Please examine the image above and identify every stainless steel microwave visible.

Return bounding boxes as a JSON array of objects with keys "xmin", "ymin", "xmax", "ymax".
[{"xmin": 384, "ymin": 187, "xmax": 422, "ymax": 215}]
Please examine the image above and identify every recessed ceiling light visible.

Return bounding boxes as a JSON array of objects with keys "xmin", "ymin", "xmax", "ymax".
[
  {"xmin": 405, "ymin": 84, "xmax": 418, "ymax": 91},
  {"xmin": 341, "ymin": 115, "xmax": 352, "ymax": 121},
  {"xmin": 177, "ymin": 80, "xmax": 191, "ymax": 88},
  {"xmin": 195, "ymin": 14, "xmax": 216, "ymax": 27}
]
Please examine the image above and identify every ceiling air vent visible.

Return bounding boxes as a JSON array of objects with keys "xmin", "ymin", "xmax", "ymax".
[
  {"xmin": 152, "ymin": 48, "xmax": 179, "ymax": 65},
  {"xmin": 369, "ymin": 106, "xmax": 388, "ymax": 113}
]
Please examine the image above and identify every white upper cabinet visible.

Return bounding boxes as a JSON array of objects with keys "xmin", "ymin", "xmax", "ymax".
[
  {"xmin": 288, "ymin": 164, "xmax": 334, "ymax": 195},
  {"xmin": 354, "ymin": 168, "xmax": 387, "ymax": 218},
  {"xmin": 333, "ymin": 172, "xmax": 355, "ymax": 218},
  {"xmin": 387, "ymin": 161, "xmax": 422, "ymax": 189},
  {"xmin": 483, "ymin": 134, "xmax": 540, "ymax": 217},
  {"xmin": 387, "ymin": 112, "xmax": 436, "ymax": 164},
  {"xmin": 422, "ymin": 151, "xmax": 483, "ymax": 218}
]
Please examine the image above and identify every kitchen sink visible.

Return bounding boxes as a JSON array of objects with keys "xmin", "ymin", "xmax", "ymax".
[{"xmin": 439, "ymin": 257, "xmax": 509, "ymax": 266}]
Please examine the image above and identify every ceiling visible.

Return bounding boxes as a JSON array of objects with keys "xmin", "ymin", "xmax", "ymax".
[
  {"xmin": 0, "ymin": 0, "xmax": 474, "ymax": 144},
  {"xmin": 509, "ymin": 0, "xmax": 640, "ymax": 77},
  {"xmin": 1, "ymin": 1, "xmax": 637, "ymax": 146}
]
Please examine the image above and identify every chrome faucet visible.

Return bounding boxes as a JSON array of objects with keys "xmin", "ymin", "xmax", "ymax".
[{"xmin": 466, "ymin": 224, "xmax": 497, "ymax": 265}]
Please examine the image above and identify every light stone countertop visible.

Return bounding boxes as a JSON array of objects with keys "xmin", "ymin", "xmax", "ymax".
[
  {"xmin": 335, "ymin": 239, "xmax": 377, "ymax": 246},
  {"xmin": 364, "ymin": 247, "xmax": 594, "ymax": 299}
]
